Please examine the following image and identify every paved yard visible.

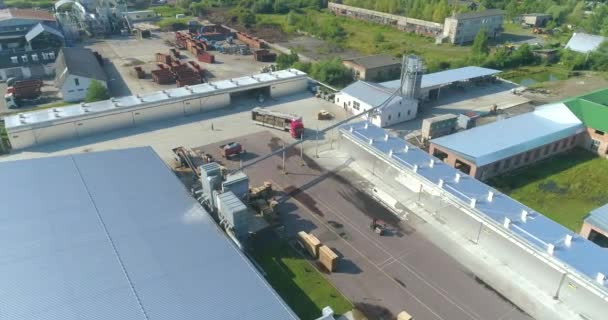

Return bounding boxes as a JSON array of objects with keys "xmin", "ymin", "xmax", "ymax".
[{"xmin": 196, "ymin": 131, "xmax": 533, "ymax": 320}]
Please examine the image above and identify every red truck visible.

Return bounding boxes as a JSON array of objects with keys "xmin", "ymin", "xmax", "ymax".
[
  {"xmin": 251, "ymin": 107, "xmax": 304, "ymax": 138},
  {"xmin": 219, "ymin": 142, "xmax": 245, "ymax": 158},
  {"xmin": 5, "ymin": 79, "xmax": 43, "ymax": 109}
]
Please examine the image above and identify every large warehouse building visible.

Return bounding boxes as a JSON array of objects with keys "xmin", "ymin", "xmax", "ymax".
[
  {"xmin": 0, "ymin": 147, "xmax": 299, "ymax": 319},
  {"xmin": 340, "ymin": 122, "xmax": 608, "ymax": 320},
  {"xmin": 4, "ymin": 68, "xmax": 308, "ymax": 150},
  {"xmin": 430, "ymin": 88, "xmax": 608, "ymax": 180}
]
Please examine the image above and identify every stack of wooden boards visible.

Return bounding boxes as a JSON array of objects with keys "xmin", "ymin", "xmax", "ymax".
[{"xmin": 297, "ymin": 231, "xmax": 338, "ymax": 272}]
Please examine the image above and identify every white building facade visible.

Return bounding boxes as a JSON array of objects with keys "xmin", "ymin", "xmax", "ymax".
[{"xmin": 334, "ymin": 80, "xmax": 418, "ymax": 128}]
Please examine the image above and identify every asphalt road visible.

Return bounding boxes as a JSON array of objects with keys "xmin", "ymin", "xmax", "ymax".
[{"xmin": 197, "ymin": 131, "xmax": 533, "ymax": 320}]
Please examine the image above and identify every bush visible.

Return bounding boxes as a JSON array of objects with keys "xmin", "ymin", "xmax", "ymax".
[
  {"xmin": 153, "ymin": 5, "xmax": 186, "ymax": 17},
  {"xmin": 157, "ymin": 18, "xmax": 190, "ymax": 31},
  {"xmin": 85, "ymin": 80, "xmax": 110, "ymax": 103}
]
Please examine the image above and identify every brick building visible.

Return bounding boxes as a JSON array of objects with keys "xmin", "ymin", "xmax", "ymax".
[
  {"xmin": 342, "ymin": 54, "xmax": 401, "ymax": 82},
  {"xmin": 430, "ymin": 103, "xmax": 584, "ymax": 180},
  {"xmin": 429, "ymin": 88, "xmax": 608, "ymax": 180},
  {"xmin": 581, "ymin": 204, "xmax": 608, "ymax": 248}
]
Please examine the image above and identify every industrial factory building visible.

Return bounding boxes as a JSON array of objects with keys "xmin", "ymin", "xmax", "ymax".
[
  {"xmin": 5, "ymin": 69, "xmax": 308, "ymax": 150},
  {"xmin": 430, "ymin": 88, "xmax": 608, "ymax": 180},
  {"xmin": 0, "ymin": 147, "xmax": 298, "ymax": 319},
  {"xmin": 339, "ymin": 122, "xmax": 608, "ymax": 320},
  {"xmin": 442, "ymin": 9, "xmax": 504, "ymax": 44},
  {"xmin": 328, "ymin": 2, "xmax": 504, "ymax": 45},
  {"xmin": 335, "ymin": 61, "xmax": 500, "ymax": 127}
]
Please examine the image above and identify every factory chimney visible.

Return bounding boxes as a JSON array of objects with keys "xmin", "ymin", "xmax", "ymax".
[{"xmin": 399, "ymin": 55, "xmax": 424, "ymax": 99}]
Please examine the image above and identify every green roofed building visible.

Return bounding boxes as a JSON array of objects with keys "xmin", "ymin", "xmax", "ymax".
[{"xmin": 563, "ymin": 88, "xmax": 608, "ymax": 155}]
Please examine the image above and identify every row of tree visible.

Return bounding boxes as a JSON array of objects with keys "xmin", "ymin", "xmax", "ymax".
[{"xmin": 342, "ymin": 0, "xmax": 468, "ymax": 23}]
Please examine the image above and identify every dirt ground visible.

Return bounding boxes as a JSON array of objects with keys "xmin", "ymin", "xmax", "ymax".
[
  {"xmin": 522, "ymin": 72, "xmax": 608, "ymax": 103},
  {"xmin": 83, "ymin": 31, "xmax": 275, "ymax": 97},
  {"xmin": 276, "ymin": 35, "xmax": 361, "ymax": 60}
]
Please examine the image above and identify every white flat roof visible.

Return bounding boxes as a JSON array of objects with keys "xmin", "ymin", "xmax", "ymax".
[{"xmin": 4, "ymin": 69, "xmax": 307, "ymax": 131}]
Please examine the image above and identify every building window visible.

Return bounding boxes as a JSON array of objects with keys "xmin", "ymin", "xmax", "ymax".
[
  {"xmin": 503, "ymin": 158, "xmax": 511, "ymax": 169},
  {"xmin": 31, "ymin": 54, "xmax": 38, "ymax": 61},
  {"xmin": 523, "ymin": 151, "xmax": 530, "ymax": 163},
  {"xmin": 388, "ymin": 115, "xmax": 392, "ymax": 121},
  {"xmin": 543, "ymin": 145, "xmax": 549, "ymax": 156},
  {"xmin": 595, "ymin": 130, "xmax": 605, "ymax": 136},
  {"xmin": 48, "ymin": 52, "xmax": 55, "ymax": 59},
  {"xmin": 570, "ymin": 136, "xmax": 577, "ymax": 146},
  {"xmin": 493, "ymin": 161, "xmax": 500, "ymax": 172},
  {"xmin": 407, "ymin": 110, "xmax": 411, "ymax": 116},
  {"xmin": 514, "ymin": 154, "xmax": 521, "ymax": 166},
  {"xmin": 10, "ymin": 56, "xmax": 18, "ymax": 64},
  {"xmin": 552, "ymin": 142, "xmax": 559, "ymax": 152},
  {"xmin": 352, "ymin": 101, "xmax": 360, "ymax": 111},
  {"xmin": 560, "ymin": 139, "xmax": 567, "ymax": 149},
  {"xmin": 74, "ymin": 78, "xmax": 80, "ymax": 86},
  {"xmin": 591, "ymin": 139, "xmax": 601, "ymax": 152},
  {"xmin": 398, "ymin": 112, "xmax": 401, "ymax": 118},
  {"xmin": 534, "ymin": 148, "xmax": 540, "ymax": 159}
]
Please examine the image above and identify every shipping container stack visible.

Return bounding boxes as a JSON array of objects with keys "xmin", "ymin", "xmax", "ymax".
[
  {"xmin": 253, "ymin": 49, "xmax": 277, "ymax": 62},
  {"xmin": 187, "ymin": 61, "xmax": 205, "ymax": 80},
  {"xmin": 155, "ymin": 52, "xmax": 172, "ymax": 65},
  {"xmin": 197, "ymin": 51, "xmax": 215, "ymax": 64},
  {"xmin": 151, "ymin": 68, "xmax": 174, "ymax": 84}
]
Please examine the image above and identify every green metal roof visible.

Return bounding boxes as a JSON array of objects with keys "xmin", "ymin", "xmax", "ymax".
[{"xmin": 564, "ymin": 88, "xmax": 608, "ymax": 132}]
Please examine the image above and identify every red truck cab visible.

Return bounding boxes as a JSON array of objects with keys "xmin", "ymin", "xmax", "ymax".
[{"xmin": 290, "ymin": 119, "xmax": 304, "ymax": 138}]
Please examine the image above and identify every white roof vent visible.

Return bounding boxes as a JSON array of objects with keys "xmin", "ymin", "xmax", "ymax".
[{"xmin": 19, "ymin": 114, "xmax": 26, "ymax": 119}]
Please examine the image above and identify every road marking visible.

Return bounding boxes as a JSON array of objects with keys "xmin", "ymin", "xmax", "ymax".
[
  {"xmin": 312, "ymin": 191, "xmax": 485, "ymax": 320},
  {"xmin": 269, "ymin": 178, "xmax": 447, "ymax": 320}
]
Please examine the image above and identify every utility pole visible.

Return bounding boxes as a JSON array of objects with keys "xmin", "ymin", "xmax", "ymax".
[
  {"xmin": 315, "ymin": 124, "xmax": 319, "ymax": 158},
  {"xmin": 282, "ymin": 141, "xmax": 286, "ymax": 174}
]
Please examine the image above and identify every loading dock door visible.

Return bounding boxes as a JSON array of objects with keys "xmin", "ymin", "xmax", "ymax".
[{"xmin": 183, "ymin": 98, "xmax": 201, "ymax": 115}]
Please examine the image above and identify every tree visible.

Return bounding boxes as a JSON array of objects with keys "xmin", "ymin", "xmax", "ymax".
[
  {"xmin": 471, "ymin": 28, "xmax": 490, "ymax": 56},
  {"xmin": 85, "ymin": 80, "xmax": 110, "ymax": 103},
  {"xmin": 276, "ymin": 50, "xmax": 299, "ymax": 69}
]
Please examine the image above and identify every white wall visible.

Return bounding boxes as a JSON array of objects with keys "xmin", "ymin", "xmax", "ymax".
[
  {"xmin": 335, "ymin": 92, "xmax": 418, "ymax": 127},
  {"xmin": 61, "ymin": 75, "xmax": 107, "ymax": 102}
]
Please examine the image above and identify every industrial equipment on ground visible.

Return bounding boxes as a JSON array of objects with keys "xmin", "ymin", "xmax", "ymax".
[
  {"xmin": 5, "ymin": 79, "xmax": 43, "ymax": 109},
  {"xmin": 317, "ymin": 110, "xmax": 334, "ymax": 120},
  {"xmin": 251, "ymin": 107, "xmax": 304, "ymax": 138}
]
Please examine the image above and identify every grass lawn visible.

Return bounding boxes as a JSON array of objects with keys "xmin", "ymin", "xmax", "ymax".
[
  {"xmin": 488, "ymin": 149, "xmax": 608, "ymax": 232},
  {"xmin": 257, "ymin": 11, "xmax": 470, "ymax": 68},
  {"xmin": 250, "ymin": 232, "xmax": 352, "ymax": 320}
]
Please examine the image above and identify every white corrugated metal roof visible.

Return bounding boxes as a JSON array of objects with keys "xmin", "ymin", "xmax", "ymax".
[
  {"xmin": 25, "ymin": 23, "xmax": 64, "ymax": 42},
  {"xmin": 341, "ymin": 122, "xmax": 608, "ymax": 292},
  {"xmin": 380, "ymin": 66, "xmax": 501, "ymax": 90},
  {"xmin": 4, "ymin": 69, "xmax": 307, "ymax": 130},
  {"xmin": 565, "ymin": 32, "xmax": 607, "ymax": 54},
  {"xmin": 0, "ymin": 147, "xmax": 298, "ymax": 320},
  {"xmin": 339, "ymin": 80, "xmax": 397, "ymax": 107},
  {"xmin": 430, "ymin": 103, "xmax": 585, "ymax": 166}
]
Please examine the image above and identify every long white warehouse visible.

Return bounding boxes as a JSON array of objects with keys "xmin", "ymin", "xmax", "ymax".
[{"xmin": 4, "ymin": 69, "xmax": 308, "ymax": 150}]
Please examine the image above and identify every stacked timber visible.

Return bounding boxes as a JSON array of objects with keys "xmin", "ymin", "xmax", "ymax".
[
  {"xmin": 297, "ymin": 231, "xmax": 321, "ymax": 258},
  {"xmin": 319, "ymin": 245, "xmax": 338, "ymax": 273},
  {"xmin": 253, "ymin": 49, "xmax": 277, "ymax": 62}
]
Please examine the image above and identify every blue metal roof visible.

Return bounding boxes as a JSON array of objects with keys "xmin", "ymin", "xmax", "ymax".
[
  {"xmin": 565, "ymin": 32, "xmax": 607, "ymax": 54},
  {"xmin": 0, "ymin": 147, "xmax": 298, "ymax": 320},
  {"xmin": 380, "ymin": 66, "xmax": 501, "ymax": 90},
  {"xmin": 340, "ymin": 80, "xmax": 396, "ymax": 107},
  {"xmin": 431, "ymin": 103, "xmax": 585, "ymax": 166},
  {"xmin": 586, "ymin": 204, "xmax": 608, "ymax": 232},
  {"xmin": 341, "ymin": 122, "xmax": 608, "ymax": 292}
]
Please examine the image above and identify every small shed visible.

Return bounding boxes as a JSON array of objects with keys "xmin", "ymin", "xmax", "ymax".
[
  {"xmin": 581, "ymin": 204, "xmax": 608, "ymax": 248},
  {"xmin": 521, "ymin": 13, "xmax": 551, "ymax": 27}
]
